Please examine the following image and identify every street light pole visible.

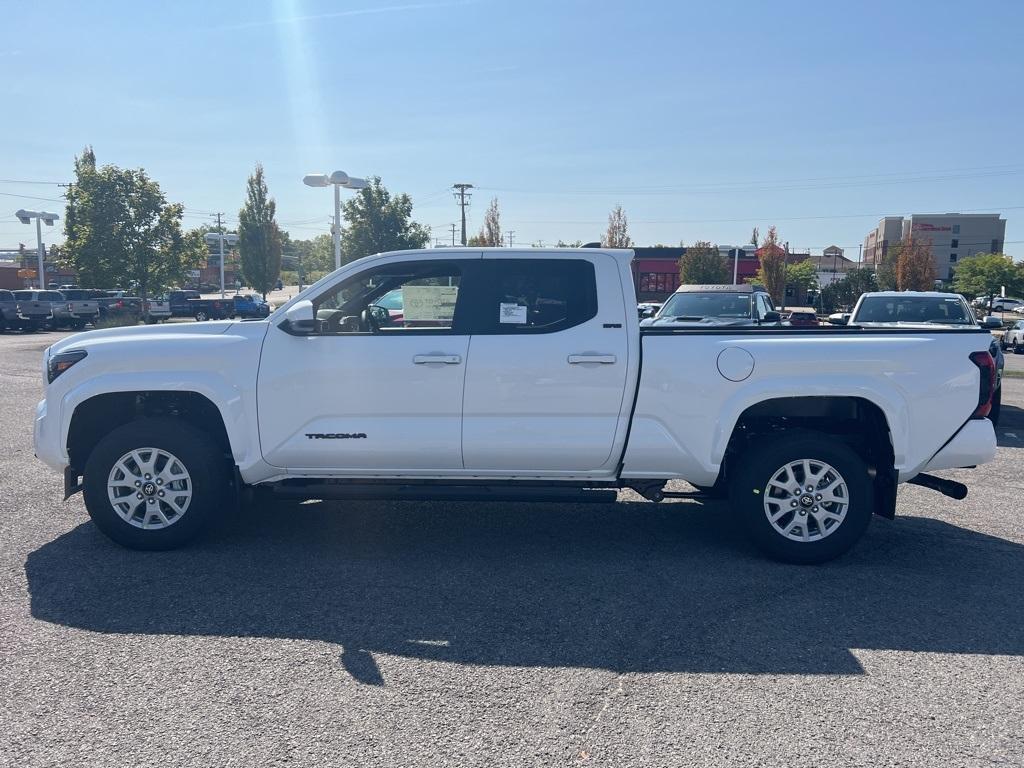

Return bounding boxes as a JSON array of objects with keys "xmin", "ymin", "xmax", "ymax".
[
  {"xmin": 35, "ymin": 216, "xmax": 44, "ymax": 289},
  {"xmin": 333, "ymin": 182, "xmax": 341, "ymax": 270},
  {"xmin": 303, "ymin": 171, "xmax": 369, "ymax": 272},
  {"xmin": 15, "ymin": 209, "xmax": 59, "ymax": 289}
]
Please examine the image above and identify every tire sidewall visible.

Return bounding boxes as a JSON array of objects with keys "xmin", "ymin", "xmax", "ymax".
[
  {"xmin": 82, "ymin": 418, "xmax": 228, "ymax": 550},
  {"xmin": 730, "ymin": 434, "xmax": 873, "ymax": 564}
]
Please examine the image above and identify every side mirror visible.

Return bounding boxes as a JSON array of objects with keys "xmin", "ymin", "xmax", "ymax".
[
  {"xmin": 761, "ymin": 311, "xmax": 781, "ymax": 323},
  {"xmin": 981, "ymin": 315, "xmax": 1002, "ymax": 329},
  {"xmin": 282, "ymin": 299, "xmax": 316, "ymax": 334}
]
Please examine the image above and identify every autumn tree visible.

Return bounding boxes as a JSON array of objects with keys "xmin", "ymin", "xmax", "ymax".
[
  {"xmin": 603, "ymin": 204, "xmax": 631, "ymax": 248},
  {"xmin": 754, "ymin": 226, "xmax": 787, "ymax": 305},
  {"xmin": 472, "ymin": 197, "xmax": 502, "ymax": 246},
  {"xmin": 679, "ymin": 241, "xmax": 729, "ymax": 284},
  {"xmin": 238, "ymin": 163, "xmax": 283, "ymax": 299},
  {"xmin": 893, "ymin": 238, "xmax": 936, "ymax": 291}
]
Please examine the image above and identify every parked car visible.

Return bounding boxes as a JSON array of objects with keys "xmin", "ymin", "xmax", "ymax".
[
  {"xmin": 0, "ymin": 289, "xmax": 22, "ymax": 331},
  {"xmin": 990, "ymin": 297, "xmax": 1023, "ymax": 313},
  {"xmin": 187, "ymin": 297, "xmax": 232, "ymax": 321},
  {"xmin": 375, "ymin": 287, "xmax": 405, "ymax": 322},
  {"xmin": 232, "ymin": 294, "xmax": 271, "ymax": 319},
  {"xmin": 850, "ymin": 291, "xmax": 1004, "ymax": 424},
  {"xmin": 10, "ymin": 290, "xmax": 53, "ymax": 331},
  {"xmin": 142, "ymin": 297, "xmax": 172, "ymax": 323},
  {"xmin": 786, "ymin": 309, "xmax": 819, "ymax": 327},
  {"xmin": 36, "ymin": 248, "xmax": 998, "ymax": 564},
  {"xmin": 1002, "ymin": 319, "xmax": 1024, "ymax": 354},
  {"xmin": 13, "ymin": 290, "xmax": 83, "ymax": 329},
  {"xmin": 58, "ymin": 289, "xmax": 103, "ymax": 328},
  {"xmin": 637, "ymin": 302, "xmax": 662, "ymax": 319},
  {"xmin": 643, "ymin": 284, "xmax": 782, "ymax": 328},
  {"xmin": 168, "ymin": 290, "xmax": 202, "ymax": 317}
]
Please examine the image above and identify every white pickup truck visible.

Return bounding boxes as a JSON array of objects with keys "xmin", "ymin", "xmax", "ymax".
[{"xmin": 34, "ymin": 248, "xmax": 998, "ymax": 563}]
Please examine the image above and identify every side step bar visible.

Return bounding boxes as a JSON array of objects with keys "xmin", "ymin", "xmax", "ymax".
[
  {"xmin": 907, "ymin": 473, "xmax": 968, "ymax": 500},
  {"xmin": 271, "ymin": 483, "xmax": 619, "ymax": 504}
]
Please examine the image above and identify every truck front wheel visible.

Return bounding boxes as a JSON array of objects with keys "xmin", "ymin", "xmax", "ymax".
[
  {"xmin": 729, "ymin": 433, "xmax": 872, "ymax": 564},
  {"xmin": 82, "ymin": 418, "xmax": 230, "ymax": 550}
]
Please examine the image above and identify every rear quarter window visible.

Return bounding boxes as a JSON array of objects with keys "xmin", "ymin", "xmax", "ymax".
[{"xmin": 474, "ymin": 259, "xmax": 598, "ymax": 334}]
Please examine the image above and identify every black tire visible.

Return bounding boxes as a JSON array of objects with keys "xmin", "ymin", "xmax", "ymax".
[
  {"xmin": 1013, "ymin": 340, "xmax": 1021, "ymax": 354},
  {"xmin": 729, "ymin": 432, "xmax": 873, "ymax": 564},
  {"xmin": 82, "ymin": 418, "xmax": 230, "ymax": 550},
  {"xmin": 71, "ymin": 319, "xmax": 87, "ymax": 330},
  {"xmin": 195, "ymin": 310, "xmax": 209, "ymax": 322}
]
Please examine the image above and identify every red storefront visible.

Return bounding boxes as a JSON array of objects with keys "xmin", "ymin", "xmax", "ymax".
[{"xmin": 631, "ymin": 246, "xmax": 762, "ymax": 302}]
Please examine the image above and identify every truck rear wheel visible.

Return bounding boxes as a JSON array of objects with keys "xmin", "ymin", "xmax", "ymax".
[
  {"xmin": 729, "ymin": 433, "xmax": 872, "ymax": 564},
  {"xmin": 82, "ymin": 418, "xmax": 230, "ymax": 550}
]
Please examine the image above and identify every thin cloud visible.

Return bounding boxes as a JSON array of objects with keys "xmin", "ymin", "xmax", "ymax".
[{"xmin": 219, "ymin": 1, "xmax": 478, "ymax": 31}]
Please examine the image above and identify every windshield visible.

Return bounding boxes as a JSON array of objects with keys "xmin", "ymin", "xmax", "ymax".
[
  {"xmin": 659, "ymin": 292, "xmax": 752, "ymax": 319},
  {"xmin": 854, "ymin": 296, "xmax": 973, "ymax": 324}
]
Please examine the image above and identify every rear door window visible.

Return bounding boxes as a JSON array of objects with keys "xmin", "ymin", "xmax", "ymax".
[{"xmin": 473, "ymin": 259, "xmax": 598, "ymax": 334}]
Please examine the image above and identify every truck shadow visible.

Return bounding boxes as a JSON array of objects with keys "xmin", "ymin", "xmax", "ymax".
[
  {"xmin": 25, "ymin": 499, "xmax": 1024, "ymax": 684},
  {"xmin": 996, "ymin": 402, "xmax": 1024, "ymax": 447}
]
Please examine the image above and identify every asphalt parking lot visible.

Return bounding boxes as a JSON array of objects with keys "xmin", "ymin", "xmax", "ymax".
[{"xmin": 1, "ymin": 329, "xmax": 1022, "ymax": 767}]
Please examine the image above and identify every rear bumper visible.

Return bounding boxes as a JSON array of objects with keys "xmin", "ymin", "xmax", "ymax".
[{"xmin": 922, "ymin": 419, "xmax": 997, "ymax": 474}]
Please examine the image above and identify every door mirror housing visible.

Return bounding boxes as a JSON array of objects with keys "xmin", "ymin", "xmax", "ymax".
[
  {"xmin": 980, "ymin": 315, "xmax": 1002, "ymax": 329},
  {"xmin": 761, "ymin": 311, "xmax": 781, "ymax": 323},
  {"xmin": 282, "ymin": 299, "xmax": 316, "ymax": 334}
]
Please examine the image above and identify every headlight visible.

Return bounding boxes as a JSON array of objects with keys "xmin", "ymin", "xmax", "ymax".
[{"xmin": 47, "ymin": 349, "xmax": 88, "ymax": 383}]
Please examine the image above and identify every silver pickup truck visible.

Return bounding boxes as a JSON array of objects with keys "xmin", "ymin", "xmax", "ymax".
[
  {"xmin": 11, "ymin": 290, "xmax": 56, "ymax": 330},
  {"xmin": 55, "ymin": 289, "xmax": 102, "ymax": 329}
]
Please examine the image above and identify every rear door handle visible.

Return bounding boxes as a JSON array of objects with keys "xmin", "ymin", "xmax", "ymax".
[
  {"xmin": 568, "ymin": 354, "xmax": 617, "ymax": 364},
  {"xmin": 413, "ymin": 354, "xmax": 462, "ymax": 365}
]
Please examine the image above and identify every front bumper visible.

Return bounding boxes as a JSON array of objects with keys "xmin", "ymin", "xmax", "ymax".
[
  {"xmin": 34, "ymin": 398, "xmax": 67, "ymax": 473},
  {"xmin": 923, "ymin": 419, "xmax": 997, "ymax": 474}
]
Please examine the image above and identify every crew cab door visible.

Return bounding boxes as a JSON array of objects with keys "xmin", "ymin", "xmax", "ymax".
[
  {"xmin": 461, "ymin": 255, "xmax": 632, "ymax": 473},
  {"xmin": 257, "ymin": 257, "xmax": 479, "ymax": 472}
]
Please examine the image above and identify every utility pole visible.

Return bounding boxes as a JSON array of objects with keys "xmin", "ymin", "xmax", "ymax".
[
  {"xmin": 214, "ymin": 213, "xmax": 226, "ymax": 298},
  {"xmin": 449, "ymin": 223, "xmax": 457, "ymax": 247},
  {"xmin": 506, "ymin": 230, "xmax": 515, "ymax": 248},
  {"xmin": 453, "ymin": 183, "xmax": 473, "ymax": 246}
]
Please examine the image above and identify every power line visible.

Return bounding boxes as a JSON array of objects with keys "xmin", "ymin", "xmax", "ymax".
[
  {"xmin": 0, "ymin": 191, "xmax": 64, "ymax": 202},
  {"xmin": 453, "ymin": 183, "xmax": 473, "ymax": 246}
]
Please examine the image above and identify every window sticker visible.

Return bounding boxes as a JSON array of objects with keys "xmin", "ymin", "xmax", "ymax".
[{"xmin": 499, "ymin": 302, "xmax": 528, "ymax": 324}]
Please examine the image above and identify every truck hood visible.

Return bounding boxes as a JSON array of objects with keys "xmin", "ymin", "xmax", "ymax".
[
  {"xmin": 642, "ymin": 316, "xmax": 755, "ymax": 328},
  {"xmin": 48, "ymin": 320, "xmax": 238, "ymax": 356}
]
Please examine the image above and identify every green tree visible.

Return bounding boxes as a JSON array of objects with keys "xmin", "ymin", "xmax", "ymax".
[
  {"xmin": 603, "ymin": 204, "xmax": 631, "ymax": 248},
  {"xmin": 875, "ymin": 245, "xmax": 898, "ymax": 291},
  {"xmin": 786, "ymin": 259, "xmax": 819, "ymax": 301},
  {"xmin": 556, "ymin": 239, "xmax": 584, "ymax": 247},
  {"xmin": 238, "ymin": 163, "xmax": 283, "ymax": 299},
  {"xmin": 340, "ymin": 177, "xmax": 430, "ymax": 262},
  {"xmin": 754, "ymin": 226, "xmax": 787, "ymax": 305},
  {"xmin": 679, "ymin": 241, "xmax": 729, "ymax": 284},
  {"xmin": 63, "ymin": 146, "xmax": 204, "ymax": 299},
  {"xmin": 953, "ymin": 253, "xmax": 1024, "ymax": 308},
  {"xmin": 893, "ymin": 238, "xmax": 936, "ymax": 291},
  {"xmin": 750, "ymin": 227, "xmax": 759, "ymax": 247}
]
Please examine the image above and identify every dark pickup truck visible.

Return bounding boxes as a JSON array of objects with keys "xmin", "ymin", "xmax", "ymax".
[{"xmin": 187, "ymin": 296, "xmax": 233, "ymax": 321}]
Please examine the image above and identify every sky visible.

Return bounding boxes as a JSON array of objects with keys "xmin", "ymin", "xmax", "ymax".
[{"xmin": 2, "ymin": 0, "xmax": 1024, "ymax": 258}]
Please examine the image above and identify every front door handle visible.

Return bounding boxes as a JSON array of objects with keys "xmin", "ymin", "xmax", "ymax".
[
  {"xmin": 568, "ymin": 354, "xmax": 617, "ymax": 364},
  {"xmin": 413, "ymin": 354, "xmax": 462, "ymax": 365}
]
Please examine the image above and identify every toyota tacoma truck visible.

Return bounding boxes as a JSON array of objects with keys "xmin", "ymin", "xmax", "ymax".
[{"xmin": 33, "ymin": 248, "xmax": 998, "ymax": 563}]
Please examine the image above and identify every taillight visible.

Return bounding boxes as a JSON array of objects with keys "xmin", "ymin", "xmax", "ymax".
[{"xmin": 969, "ymin": 351, "xmax": 996, "ymax": 419}]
